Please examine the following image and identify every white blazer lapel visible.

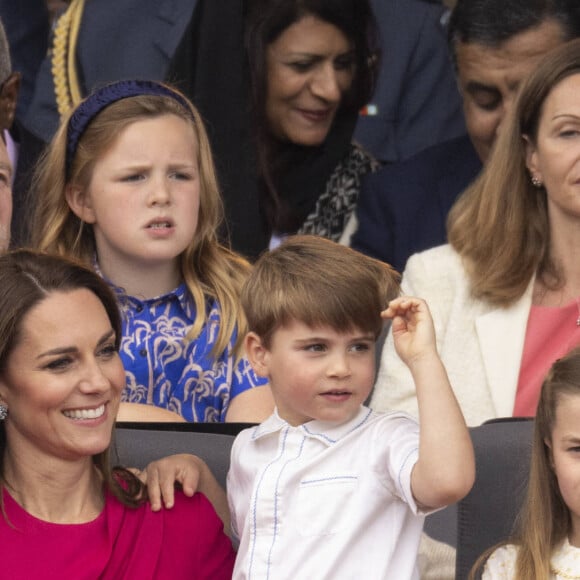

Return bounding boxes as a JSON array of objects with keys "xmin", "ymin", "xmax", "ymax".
[{"xmin": 475, "ymin": 282, "xmax": 534, "ymax": 417}]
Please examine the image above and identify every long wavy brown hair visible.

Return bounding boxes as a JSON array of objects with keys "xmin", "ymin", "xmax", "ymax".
[
  {"xmin": 0, "ymin": 249, "xmax": 145, "ymax": 513},
  {"xmin": 448, "ymin": 39, "xmax": 580, "ymax": 307}
]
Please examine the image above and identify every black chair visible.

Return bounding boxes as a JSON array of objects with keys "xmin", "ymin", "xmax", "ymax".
[
  {"xmin": 112, "ymin": 418, "xmax": 533, "ymax": 579},
  {"xmin": 455, "ymin": 418, "xmax": 533, "ymax": 579},
  {"xmin": 112, "ymin": 422, "xmax": 255, "ymax": 487},
  {"xmin": 424, "ymin": 501, "xmax": 458, "ymax": 548}
]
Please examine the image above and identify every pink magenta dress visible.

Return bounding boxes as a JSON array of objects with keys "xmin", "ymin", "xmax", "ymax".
[{"xmin": 0, "ymin": 488, "xmax": 235, "ymax": 579}]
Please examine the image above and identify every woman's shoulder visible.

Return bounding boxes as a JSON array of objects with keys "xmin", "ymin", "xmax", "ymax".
[
  {"xmin": 162, "ymin": 491, "xmax": 235, "ymax": 572},
  {"xmin": 402, "ymin": 244, "xmax": 468, "ymax": 295},
  {"xmin": 116, "ymin": 491, "xmax": 235, "ymax": 577},
  {"xmin": 405, "ymin": 244, "xmax": 462, "ymax": 271},
  {"xmin": 164, "ymin": 490, "xmax": 219, "ymax": 526},
  {"xmin": 106, "ymin": 488, "xmax": 218, "ymax": 529}
]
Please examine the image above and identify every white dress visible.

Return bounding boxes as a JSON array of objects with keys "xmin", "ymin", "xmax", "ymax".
[{"xmin": 483, "ymin": 539, "xmax": 580, "ymax": 579}]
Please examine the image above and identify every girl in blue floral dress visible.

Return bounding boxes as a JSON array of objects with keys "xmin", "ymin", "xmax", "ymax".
[{"xmin": 31, "ymin": 79, "xmax": 273, "ymax": 423}]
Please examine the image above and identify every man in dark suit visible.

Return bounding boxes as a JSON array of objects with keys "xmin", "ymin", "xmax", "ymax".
[
  {"xmin": 353, "ymin": 0, "xmax": 465, "ymax": 163},
  {"xmin": 22, "ymin": 0, "xmax": 199, "ymax": 143},
  {"xmin": 352, "ymin": 134, "xmax": 481, "ymax": 273},
  {"xmin": 351, "ymin": 0, "xmax": 580, "ymax": 273},
  {"xmin": 0, "ymin": 0, "xmax": 48, "ymax": 124}
]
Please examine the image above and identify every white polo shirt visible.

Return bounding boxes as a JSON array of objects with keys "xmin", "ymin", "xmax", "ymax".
[{"xmin": 228, "ymin": 406, "xmax": 429, "ymax": 579}]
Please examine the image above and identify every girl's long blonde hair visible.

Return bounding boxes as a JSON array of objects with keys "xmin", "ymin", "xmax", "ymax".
[{"xmin": 31, "ymin": 86, "xmax": 251, "ymax": 357}]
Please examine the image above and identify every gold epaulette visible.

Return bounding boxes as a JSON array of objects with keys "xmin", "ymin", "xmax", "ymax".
[{"xmin": 52, "ymin": 0, "xmax": 86, "ymax": 117}]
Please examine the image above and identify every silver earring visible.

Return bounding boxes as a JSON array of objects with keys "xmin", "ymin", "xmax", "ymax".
[
  {"xmin": 0, "ymin": 405, "xmax": 8, "ymax": 421},
  {"xmin": 531, "ymin": 175, "xmax": 543, "ymax": 188}
]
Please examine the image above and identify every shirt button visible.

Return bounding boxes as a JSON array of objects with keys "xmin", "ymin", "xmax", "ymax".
[
  {"xmin": 135, "ymin": 304, "xmax": 144, "ymax": 313},
  {"xmin": 139, "ymin": 349, "xmax": 147, "ymax": 357}
]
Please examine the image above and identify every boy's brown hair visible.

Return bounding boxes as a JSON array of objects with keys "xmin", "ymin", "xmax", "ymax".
[{"xmin": 241, "ymin": 235, "xmax": 400, "ymax": 347}]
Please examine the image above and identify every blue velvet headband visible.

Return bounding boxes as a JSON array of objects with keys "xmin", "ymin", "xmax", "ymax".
[{"xmin": 65, "ymin": 79, "xmax": 192, "ymax": 178}]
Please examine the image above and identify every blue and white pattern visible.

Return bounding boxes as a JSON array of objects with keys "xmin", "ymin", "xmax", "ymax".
[{"xmin": 113, "ymin": 282, "xmax": 266, "ymax": 422}]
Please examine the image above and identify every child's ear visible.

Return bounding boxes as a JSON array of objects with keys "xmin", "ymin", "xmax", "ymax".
[
  {"xmin": 244, "ymin": 332, "xmax": 270, "ymax": 378},
  {"xmin": 65, "ymin": 184, "xmax": 97, "ymax": 224}
]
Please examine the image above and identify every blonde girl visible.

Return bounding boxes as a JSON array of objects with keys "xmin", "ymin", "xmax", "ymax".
[
  {"xmin": 475, "ymin": 347, "xmax": 580, "ymax": 578},
  {"xmin": 31, "ymin": 79, "xmax": 273, "ymax": 423}
]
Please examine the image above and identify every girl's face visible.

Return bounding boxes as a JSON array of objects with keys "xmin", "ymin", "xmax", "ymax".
[
  {"xmin": 265, "ymin": 14, "xmax": 355, "ymax": 146},
  {"xmin": 68, "ymin": 114, "xmax": 200, "ymax": 277},
  {"xmin": 525, "ymin": 73, "xmax": 580, "ymax": 228},
  {"xmin": 0, "ymin": 289, "xmax": 124, "ymax": 466},
  {"xmin": 549, "ymin": 393, "xmax": 580, "ymax": 545}
]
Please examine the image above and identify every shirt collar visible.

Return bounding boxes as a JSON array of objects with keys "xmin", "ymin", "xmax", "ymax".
[
  {"xmin": 252, "ymin": 406, "xmax": 374, "ymax": 446},
  {"xmin": 93, "ymin": 259, "xmax": 194, "ymax": 318}
]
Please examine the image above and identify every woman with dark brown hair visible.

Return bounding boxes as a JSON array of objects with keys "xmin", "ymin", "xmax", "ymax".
[
  {"xmin": 170, "ymin": 0, "xmax": 380, "ymax": 256},
  {"xmin": 0, "ymin": 249, "xmax": 234, "ymax": 578}
]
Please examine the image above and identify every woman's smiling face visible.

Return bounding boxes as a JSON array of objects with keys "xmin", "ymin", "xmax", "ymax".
[
  {"xmin": 265, "ymin": 14, "xmax": 355, "ymax": 146},
  {"xmin": 0, "ymin": 288, "xmax": 125, "ymax": 464}
]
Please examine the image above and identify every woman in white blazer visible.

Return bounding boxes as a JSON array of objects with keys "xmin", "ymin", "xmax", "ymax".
[{"xmin": 371, "ymin": 38, "xmax": 580, "ymax": 426}]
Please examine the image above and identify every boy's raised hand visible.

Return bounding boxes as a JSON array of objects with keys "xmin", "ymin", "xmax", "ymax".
[
  {"xmin": 381, "ymin": 297, "xmax": 437, "ymax": 366},
  {"xmin": 384, "ymin": 297, "xmax": 475, "ymax": 510}
]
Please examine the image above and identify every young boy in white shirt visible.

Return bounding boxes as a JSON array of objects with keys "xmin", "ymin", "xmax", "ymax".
[{"xmin": 228, "ymin": 235, "xmax": 475, "ymax": 579}]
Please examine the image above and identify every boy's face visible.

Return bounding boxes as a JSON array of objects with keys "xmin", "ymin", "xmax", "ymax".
[{"xmin": 245, "ymin": 320, "xmax": 376, "ymax": 426}]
